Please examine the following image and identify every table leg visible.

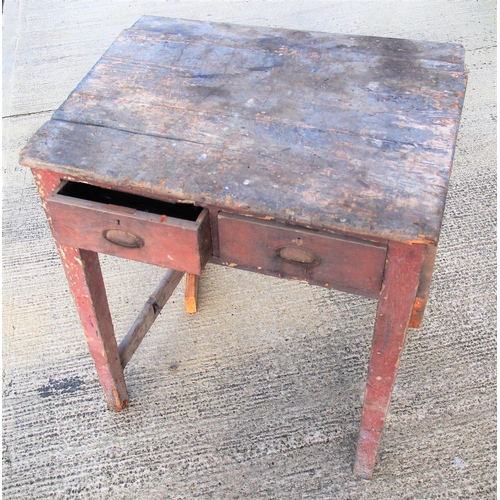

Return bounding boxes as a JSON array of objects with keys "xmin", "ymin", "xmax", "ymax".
[
  {"xmin": 185, "ymin": 273, "xmax": 199, "ymax": 314},
  {"xmin": 58, "ymin": 245, "xmax": 129, "ymax": 411},
  {"xmin": 409, "ymin": 243, "xmax": 437, "ymax": 328},
  {"xmin": 354, "ymin": 241, "xmax": 425, "ymax": 478}
]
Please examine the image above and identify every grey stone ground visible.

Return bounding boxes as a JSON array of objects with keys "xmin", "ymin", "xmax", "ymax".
[{"xmin": 2, "ymin": 1, "xmax": 496, "ymax": 498}]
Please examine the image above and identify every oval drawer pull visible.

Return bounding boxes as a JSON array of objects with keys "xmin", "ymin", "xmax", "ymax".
[
  {"xmin": 276, "ymin": 246, "xmax": 320, "ymax": 266},
  {"xmin": 102, "ymin": 229, "xmax": 144, "ymax": 248}
]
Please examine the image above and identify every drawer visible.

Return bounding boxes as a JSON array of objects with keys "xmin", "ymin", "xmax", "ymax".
[
  {"xmin": 46, "ymin": 181, "xmax": 212, "ymax": 274},
  {"xmin": 218, "ymin": 213, "xmax": 386, "ymax": 298}
]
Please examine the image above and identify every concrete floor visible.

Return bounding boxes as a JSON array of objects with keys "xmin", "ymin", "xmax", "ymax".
[{"xmin": 2, "ymin": 1, "xmax": 496, "ymax": 498}]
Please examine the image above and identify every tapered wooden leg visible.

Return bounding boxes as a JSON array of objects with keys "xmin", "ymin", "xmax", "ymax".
[
  {"xmin": 57, "ymin": 245, "xmax": 129, "ymax": 410},
  {"xmin": 185, "ymin": 273, "xmax": 199, "ymax": 314},
  {"xmin": 354, "ymin": 241, "xmax": 426, "ymax": 478}
]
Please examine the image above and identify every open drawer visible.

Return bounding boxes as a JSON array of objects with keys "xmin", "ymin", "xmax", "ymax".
[{"xmin": 46, "ymin": 181, "xmax": 212, "ymax": 274}]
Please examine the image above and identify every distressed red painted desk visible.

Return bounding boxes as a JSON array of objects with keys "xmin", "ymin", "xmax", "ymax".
[{"xmin": 20, "ymin": 16, "xmax": 467, "ymax": 477}]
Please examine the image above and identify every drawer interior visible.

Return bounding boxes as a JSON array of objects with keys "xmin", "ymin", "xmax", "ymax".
[{"xmin": 58, "ymin": 181, "xmax": 203, "ymax": 221}]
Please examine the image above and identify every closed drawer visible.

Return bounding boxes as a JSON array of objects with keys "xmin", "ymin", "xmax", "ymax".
[
  {"xmin": 46, "ymin": 181, "xmax": 212, "ymax": 274},
  {"xmin": 218, "ymin": 213, "xmax": 386, "ymax": 298}
]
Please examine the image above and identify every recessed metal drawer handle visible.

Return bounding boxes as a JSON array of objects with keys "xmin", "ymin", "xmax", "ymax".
[
  {"xmin": 102, "ymin": 229, "xmax": 144, "ymax": 248},
  {"xmin": 276, "ymin": 246, "xmax": 321, "ymax": 266}
]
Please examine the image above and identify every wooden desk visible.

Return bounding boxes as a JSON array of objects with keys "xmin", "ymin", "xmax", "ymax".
[{"xmin": 19, "ymin": 16, "xmax": 467, "ymax": 478}]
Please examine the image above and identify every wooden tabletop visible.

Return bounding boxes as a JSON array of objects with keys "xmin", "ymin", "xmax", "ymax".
[{"xmin": 20, "ymin": 16, "xmax": 467, "ymax": 244}]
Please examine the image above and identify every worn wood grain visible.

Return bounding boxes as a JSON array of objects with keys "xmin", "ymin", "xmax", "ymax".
[
  {"xmin": 53, "ymin": 41, "xmax": 464, "ymax": 148},
  {"xmin": 131, "ymin": 16, "xmax": 466, "ymax": 64},
  {"xmin": 22, "ymin": 118, "xmax": 453, "ymax": 245},
  {"xmin": 119, "ymin": 269, "xmax": 184, "ymax": 368},
  {"xmin": 20, "ymin": 16, "xmax": 467, "ymax": 245}
]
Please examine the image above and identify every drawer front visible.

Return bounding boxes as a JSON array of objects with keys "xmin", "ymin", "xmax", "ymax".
[
  {"xmin": 46, "ymin": 181, "xmax": 212, "ymax": 274},
  {"xmin": 218, "ymin": 213, "xmax": 386, "ymax": 298}
]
